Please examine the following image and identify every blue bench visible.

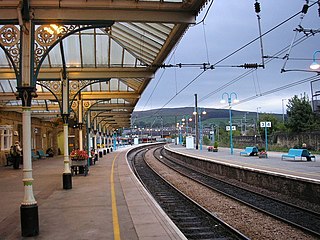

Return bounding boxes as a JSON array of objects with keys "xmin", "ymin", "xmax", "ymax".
[
  {"xmin": 37, "ymin": 149, "xmax": 49, "ymax": 159},
  {"xmin": 31, "ymin": 151, "xmax": 40, "ymax": 160},
  {"xmin": 240, "ymin": 146, "xmax": 259, "ymax": 156},
  {"xmin": 281, "ymin": 149, "xmax": 316, "ymax": 161}
]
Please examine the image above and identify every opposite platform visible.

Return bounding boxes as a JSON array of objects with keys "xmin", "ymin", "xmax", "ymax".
[
  {"xmin": 166, "ymin": 144, "xmax": 320, "ymax": 182},
  {"xmin": 0, "ymin": 145, "xmax": 185, "ymax": 240}
]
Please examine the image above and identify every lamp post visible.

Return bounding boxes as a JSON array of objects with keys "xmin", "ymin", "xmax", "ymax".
[
  {"xmin": 182, "ymin": 115, "xmax": 192, "ymax": 136},
  {"xmin": 176, "ymin": 122, "xmax": 183, "ymax": 145},
  {"xmin": 310, "ymin": 50, "xmax": 320, "ymax": 70},
  {"xmin": 198, "ymin": 108, "xmax": 206, "ymax": 150},
  {"xmin": 221, "ymin": 92, "xmax": 239, "ymax": 155}
]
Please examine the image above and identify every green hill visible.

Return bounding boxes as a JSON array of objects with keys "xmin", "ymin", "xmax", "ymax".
[{"xmin": 131, "ymin": 107, "xmax": 282, "ymax": 128}]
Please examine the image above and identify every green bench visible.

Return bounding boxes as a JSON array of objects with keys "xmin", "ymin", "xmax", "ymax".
[
  {"xmin": 240, "ymin": 146, "xmax": 259, "ymax": 156},
  {"xmin": 281, "ymin": 149, "xmax": 316, "ymax": 161}
]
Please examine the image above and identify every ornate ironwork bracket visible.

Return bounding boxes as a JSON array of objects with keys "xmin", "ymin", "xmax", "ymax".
[
  {"xmin": 16, "ymin": 86, "xmax": 37, "ymax": 107},
  {"xmin": 0, "ymin": 24, "xmax": 21, "ymax": 81}
]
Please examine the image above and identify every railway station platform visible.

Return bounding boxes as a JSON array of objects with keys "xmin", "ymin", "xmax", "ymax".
[
  {"xmin": 0, "ymin": 145, "xmax": 185, "ymax": 240},
  {"xmin": 166, "ymin": 144, "xmax": 320, "ymax": 182}
]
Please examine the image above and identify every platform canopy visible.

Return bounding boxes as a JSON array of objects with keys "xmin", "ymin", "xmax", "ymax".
[{"xmin": 0, "ymin": 0, "xmax": 208, "ymax": 130}]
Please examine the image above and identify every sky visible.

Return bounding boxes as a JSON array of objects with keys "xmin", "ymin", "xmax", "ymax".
[{"xmin": 135, "ymin": 0, "xmax": 320, "ymax": 115}]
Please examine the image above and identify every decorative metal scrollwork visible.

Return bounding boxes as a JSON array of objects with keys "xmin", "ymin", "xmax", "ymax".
[
  {"xmin": 0, "ymin": 25, "xmax": 20, "ymax": 75},
  {"xmin": 83, "ymin": 101, "xmax": 91, "ymax": 109},
  {"xmin": 34, "ymin": 24, "xmax": 78, "ymax": 67},
  {"xmin": 0, "ymin": 25, "xmax": 20, "ymax": 46}
]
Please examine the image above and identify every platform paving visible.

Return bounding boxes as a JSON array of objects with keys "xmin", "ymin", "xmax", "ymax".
[{"xmin": 0, "ymin": 146, "xmax": 185, "ymax": 240}]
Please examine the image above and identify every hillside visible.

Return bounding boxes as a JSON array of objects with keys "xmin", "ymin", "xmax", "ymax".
[{"xmin": 131, "ymin": 107, "xmax": 280, "ymax": 128}]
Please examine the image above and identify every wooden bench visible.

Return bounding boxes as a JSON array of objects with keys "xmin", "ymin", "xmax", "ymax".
[
  {"xmin": 281, "ymin": 149, "xmax": 316, "ymax": 161},
  {"xmin": 37, "ymin": 149, "xmax": 49, "ymax": 159},
  {"xmin": 240, "ymin": 146, "xmax": 259, "ymax": 156}
]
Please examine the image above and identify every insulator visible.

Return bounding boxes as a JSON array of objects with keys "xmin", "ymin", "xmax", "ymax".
[
  {"xmin": 301, "ymin": 4, "xmax": 309, "ymax": 14},
  {"xmin": 244, "ymin": 63, "xmax": 258, "ymax": 69},
  {"xmin": 254, "ymin": 1, "xmax": 261, "ymax": 13}
]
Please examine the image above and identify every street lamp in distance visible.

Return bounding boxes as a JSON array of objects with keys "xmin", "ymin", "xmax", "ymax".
[
  {"xmin": 220, "ymin": 92, "xmax": 239, "ymax": 155},
  {"xmin": 310, "ymin": 50, "xmax": 320, "ymax": 70}
]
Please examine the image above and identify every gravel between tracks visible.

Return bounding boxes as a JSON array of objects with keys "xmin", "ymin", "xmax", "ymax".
[{"xmin": 144, "ymin": 150, "xmax": 317, "ymax": 240}]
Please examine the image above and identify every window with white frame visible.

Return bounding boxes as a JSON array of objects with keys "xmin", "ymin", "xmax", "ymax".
[{"xmin": 0, "ymin": 126, "xmax": 13, "ymax": 151}]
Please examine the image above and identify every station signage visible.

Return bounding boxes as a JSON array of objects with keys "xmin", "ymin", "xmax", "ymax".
[
  {"xmin": 226, "ymin": 126, "xmax": 236, "ymax": 131},
  {"xmin": 260, "ymin": 121, "xmax": 271, "ymax": 128}
]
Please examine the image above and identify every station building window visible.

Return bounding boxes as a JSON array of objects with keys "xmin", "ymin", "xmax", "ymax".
[{"xmin": 0, "ymin": 126, "xmax": 13, "ymax": 151}]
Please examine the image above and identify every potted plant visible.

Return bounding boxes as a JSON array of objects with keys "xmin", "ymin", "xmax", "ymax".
[
  {"xmin": 70, "ymin": 149, "xmax": 88, "ymax": 160},
  {"xmin": 212, "ymin": 141, "xmax": 219, "ymax": 152}
]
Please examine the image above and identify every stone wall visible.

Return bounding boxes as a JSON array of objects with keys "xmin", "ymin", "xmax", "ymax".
[{"xmin": 234, "ymin": 132, "xmax": 320, "ymax": 151}]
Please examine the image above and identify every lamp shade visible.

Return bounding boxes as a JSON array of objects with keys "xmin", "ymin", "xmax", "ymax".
[{"xmin": 310, "ymin": 61, "xmax": 320, "ymax": 70}]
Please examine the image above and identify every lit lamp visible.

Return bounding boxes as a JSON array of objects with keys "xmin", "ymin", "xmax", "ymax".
[
  {"xmin": 182, "ymin": 115, "xmax": 192, "ymax": 135},
  {"xmin": 310, "ymin": 50, "xmax": 320, "ymax": 70},
  {"xmin": 220, "ymin": 92, "xmax": 239, "ymax": 155}
]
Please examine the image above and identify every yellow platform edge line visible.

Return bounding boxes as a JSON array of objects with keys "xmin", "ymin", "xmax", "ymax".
[{"xmin": 111, "ymin": 152, "xmax": 121, "ymax": 240}]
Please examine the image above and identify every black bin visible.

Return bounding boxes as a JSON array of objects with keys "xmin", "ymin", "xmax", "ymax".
[{"xmin": 99, "ymin": 151, "xmax": 102, "ymax": 158}]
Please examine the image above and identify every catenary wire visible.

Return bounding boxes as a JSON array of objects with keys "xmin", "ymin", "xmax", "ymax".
[{"xmin": 136, "ymin": 2, "xmax": 318, "ymax": 121}]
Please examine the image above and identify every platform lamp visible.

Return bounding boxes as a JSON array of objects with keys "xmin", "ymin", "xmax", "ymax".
[
  {"xmin": 182, "ymin": 115, "xmax": 192, "ymax": 136},
  {"xmin": 220, "ymin": 92, "xmax": 239, "ymax": 155},
  {"xmin": 310, "ymin": 50, "xmax": 320, "ymax": 70},
  {"xmin": 198, "ymin": 108, "xmax": 206, "ymax": 150}
]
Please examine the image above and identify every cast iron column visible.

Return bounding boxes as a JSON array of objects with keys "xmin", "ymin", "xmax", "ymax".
[{"xmin": 18, "ymin": 87, "xmax": 39, "ymax": 237}]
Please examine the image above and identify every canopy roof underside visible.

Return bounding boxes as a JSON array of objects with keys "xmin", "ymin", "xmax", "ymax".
[{"xmin": 0, "ymin": 0, "xmax": 208, "ymax": 129}]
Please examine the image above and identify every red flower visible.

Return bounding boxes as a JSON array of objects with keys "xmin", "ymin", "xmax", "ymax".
[{"xmin": 70, "ymin": 149, "xmax": 88, "ymax": 159}]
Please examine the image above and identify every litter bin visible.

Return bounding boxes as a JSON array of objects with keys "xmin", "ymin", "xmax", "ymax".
[
  {"xmin": 103, "ymin": 149, "xmax": 106, "ymax": 155},
  {"xmin": 99, "ymin": 151, "xmax": 102, "ymax": 158},
  {"xmin": 107, "ymin": 148, "xmax": 110, "ymax": 153}
]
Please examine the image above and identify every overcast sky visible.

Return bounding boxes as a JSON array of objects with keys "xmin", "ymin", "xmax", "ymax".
[{"xmin": 135, "ymin": 0, "xmax": 320, "ymax": 115}]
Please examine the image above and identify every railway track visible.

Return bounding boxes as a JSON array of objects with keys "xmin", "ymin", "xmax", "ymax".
[
  {"xmin": 155, "ymin": 146, "xmax": 320, "ymax": 238},
  {"xmin": 127, "ymin": 146, "xmax": 250, "ymax": 240}
]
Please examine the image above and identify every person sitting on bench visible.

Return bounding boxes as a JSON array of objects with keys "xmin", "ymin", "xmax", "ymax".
[{"xmin": 302, "ymin": 143, "xmax": 312, "ymax": 161}]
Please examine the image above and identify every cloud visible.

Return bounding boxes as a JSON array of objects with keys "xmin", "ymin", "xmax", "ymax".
[{"xmin": 136, "ymin": 0, "xmax": 320, "ymax": 114}]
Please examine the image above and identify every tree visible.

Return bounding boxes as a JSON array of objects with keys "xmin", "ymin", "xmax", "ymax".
[{"xmin": 285, "ymin": 94, "xmax": 318, "ymax": 133}]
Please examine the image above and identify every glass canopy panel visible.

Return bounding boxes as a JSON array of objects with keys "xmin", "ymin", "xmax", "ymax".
[
  {"xmin": 41, "ymin": 56, "xmax": 50, "ymax": 68},
  {"xmin": 109, "ymin": 79, "xmax": 119, "ymax": 91},
  {"xmin": 133, "ymin": 23, "xmax": 168, "ymax": 41},
  {"xmin": 0, "ymin": 49, "xmax": 10, "ymax": 68},
  {"xmin": 121, "ymin": 22, "xmax": 165, "ymax": 46},
  {"xmin": 0, "ymin": 80, "xmax": 14, "ymax": 92},
  {"xmin": 81, "ymin": 31, "xmax": 95, "ymax": 67},
  {"xmin": 119, "ymin": 81, "xmax": 128, "ymax": 91},
  {"xmin": 96, "ymin": 34, "xmax": 109, "ymax": 66},
  {"xmin": 90, "ymin": 82, "xmax": 100, "ymax": 91},
  {"xmin": 123, "ymin": 50, "xmax": 136, "ymax": 67},
  {"xmin": 100, "ymin": 81, "xmax": 108, "ymax": 91},
  {"xmin": 147, "ymin": 23, "xmax": 173, "ymax": 35},
  {"xmin": 64, "ymin": 35, "xmax": 81, "ymax": 67},
  {"xmin": 47, "ymin": 44, "xmax": 62, "ymax": 67},
  {"xmin": 110, "ymin": 39, "xmax": 123, "ymax": 67}
]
